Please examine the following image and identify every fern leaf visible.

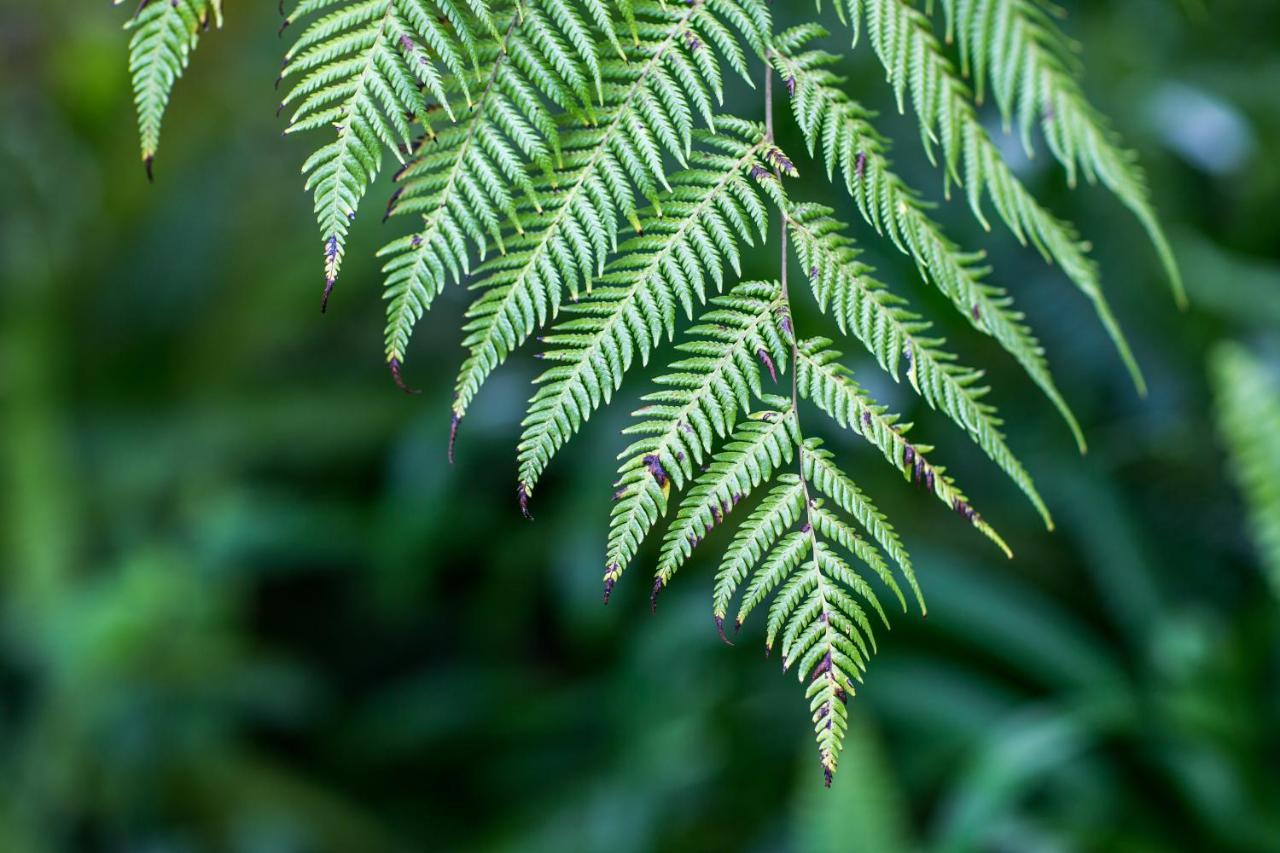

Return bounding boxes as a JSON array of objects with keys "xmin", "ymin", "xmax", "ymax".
[
  {"xmin": 941, "ymin": 0, "xmax": 1185, "ymax": 305},
  {"xmin": 709, "ymin": 437, "xmax": 894, "ymax": 785},
  {"xmin": 280, "ymin": 0, "xmax": 485, "ymax": 305},
  {"xmin": 118, "ymin": 0, "xmax": 222, "ymax": 177},
  {"xmin": 713, "ymin": 474, "xmax": 806, "ymax": 627},
  {"xmin": 516, "ymin": 123, "xmax": 776, "ymax": 496},
  {"xmin": 823, "ymin": 0, "xmax": 1146, "ymax": 393},
  {"xmin": 107, "ymin": 0, "xmax": 1191, "ymax": 790},
  {"xmin": 772, "ymin": 38, "xmax": 1084, "ymax": 451},
  {"xmin": 650, "ymin": 401, "xmax": 799, "ymax": 595},
  {"xmin": 682, "ymin": 402, "xmax": 919, "ymax": 783},
  {"xmin": 451, "ymin": 0, "xmax": 770, "ymax": 425},
  {"xmin": 606, "ymin": 284, "xmax": 790, "ymax": 595},
  {"xmin": 794, "ymin": 337, "xmax": 1012, "ymax": 555},
  {"xmin": 787, "ymin": 204, "xmax": 1052, "ymax": 528},
  {"xmin": 379, "ymin": 3, "xmax": 597, "ymax": 368},
  {"xmin": 801, "ymin": 440, "xmax": 922, "ymax": 613}
]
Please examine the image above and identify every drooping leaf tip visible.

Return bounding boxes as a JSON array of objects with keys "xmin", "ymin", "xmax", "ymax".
[
  {"xmin": 388, "ymin": 358, "xmax": 421, "ymax": 395},
  {"xmin": 320, "ymin": 277, "xmax": 335, "ymax": 313},
  {"xmin": 650, "ymin": 576, "xmax": 663, "ymax": 614}
]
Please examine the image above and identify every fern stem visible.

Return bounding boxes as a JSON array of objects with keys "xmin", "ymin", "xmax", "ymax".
[
  {"xmin": 766, "ymin": 60, "xmax": 816, "ymax": 567},
  {"xmin": 769, "ymin": 65, "xmax": 845, "ymax": 785}
]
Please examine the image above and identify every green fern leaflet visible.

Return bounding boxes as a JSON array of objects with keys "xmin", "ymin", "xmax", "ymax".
[{"xmin": 117, "ymin": 0, "xmax": 223, "ymax": 178}]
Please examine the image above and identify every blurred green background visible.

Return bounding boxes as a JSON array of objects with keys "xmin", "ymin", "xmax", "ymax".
[{"xmin": 3, "ymin": 1, "xmax": 1279, "ymax": 850}]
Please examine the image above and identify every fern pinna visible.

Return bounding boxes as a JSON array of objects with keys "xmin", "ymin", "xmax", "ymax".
[
  {"xmin": 116, "ymin": 0, "xmax": 1182, "ymax": 782},
  {"xmin": 117, "ymin": 0, "xmax": 223, "ymax": 180}
]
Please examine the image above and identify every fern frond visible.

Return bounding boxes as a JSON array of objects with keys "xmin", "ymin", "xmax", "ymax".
[
  {"xmin": 941, "ymin": 0, "xmax": 1184, "ymax": 305},
  {"xmin": 280, "ymin": 0, "xmax": 490, "ymax": 304},
  {"xmin": 689, "ymin": 409, "xmax": 904, "ymax": 784},
  {"xmin": 787, "ymin": 204, "xmax": 1051, "ymax": 527},
  {"xmin": 801, "ymin": 441, "xmax": 921, "ymax": 612},
  {"xmin": 107, "ymin": 0, "xmax": 1187, "ymax": 789},
  {"xmin": 772, "ymin": 37, "xmax": 1083, "ymax": 451},
  {"xmin": 1212, "ymin": 345, "xmax": 1280, "ymax": 597},
  {"xmin": 379, "ymin": 3, "xmax": 597, "ymax": 367},
  {"xmin": 694, "ymin": 340, "xmax": 1008, "ymax": 779},
  {"xmin": 118, "ymin": 0, "xmax": 222, "ymax": 177},
  {"xmin": 823, "ymin": 0, "xmax": 1145, "ymax": 393},
  {"xmin": 451, "ymin": 0, "xmax": 771, "ymax": 425},
  {"xmin": 516, "ymin": 124, "xmax": 777, "ymax": 496},
  {"xmin": 712, "ymin": 474, "xmax": 806, "ymax": 627},
  {"xmin": 606, "ymin": 282, "xmax": 790, "ymax": 595},
  {"xmin": 651, "ymin": 400, "xmax": 798, "ymax": 594},
  {"xmin": 794, "ymin": 337, "xmax": 1011, "ymax": 555}
]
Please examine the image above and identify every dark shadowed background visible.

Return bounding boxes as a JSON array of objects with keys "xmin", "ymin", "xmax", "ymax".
[{"xmin": 3, "ymin": 1, "xmax": 1279, "ymax": 850}]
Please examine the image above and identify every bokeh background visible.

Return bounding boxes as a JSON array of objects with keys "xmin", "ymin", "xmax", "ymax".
[{"xmin": 3, "ymin": 1, "xmax": 1279, "ymax": 850}]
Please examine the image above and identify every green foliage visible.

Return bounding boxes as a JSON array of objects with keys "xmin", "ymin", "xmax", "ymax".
[
  {"xmin": 772, "ymin": 30, "xmax": 1083, "ymax": 452},
  {"xmin": 117, "ymin": 0, "xmax": 222, "ymax": 177},
  {"xmin": 607, "ymin": 280, "xmax": 790, "ymax": 591},
  {"xmin": 279, "ymin": 0, "xmax": 497, "ymax": 303},
  {"xmin": 787, "ymin": 202, "xmax": 1051, "ymax": 526},
  {"xmin": 112, "ymin": 0, "xmax": 1183, "ymax": 782},
  {"xmin": 940, "ymin": 0, "xmax": 1186, "ymax": 306},
  {"xmin": 792, "ymin": 337, "xmax": 1010, "ymax": 557},
  {"xmin": 379, "ymin": 1, "xmax": 604, "ymax": 364},
  {"xmin": 519, "ymin": 124, "xmax": 775, "ymax": 497},
  {"xmin": 1212, "ymin": 344, "xmax": 1280, "ymax": 597},
  {"xmin": 447, "ymin": 0, "xmax": 770, "ymax": 423},
  {"xmin": 824, "ymin": 0, "xmax": 1147, "ymax": 391}
]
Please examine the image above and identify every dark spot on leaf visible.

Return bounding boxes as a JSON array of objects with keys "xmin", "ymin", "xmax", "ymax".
[
  {"xmin": 643, "ymin": 454, "xmax": 668, "ymax": 486},
  {"xmin": 758, "ymin": 348, "xmax": 777, "ymax": 382}
]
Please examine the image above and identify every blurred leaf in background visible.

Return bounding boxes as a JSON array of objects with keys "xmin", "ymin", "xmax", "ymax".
[
  {"xmin": 1213, "ymin": 345, "xmax": 1280, "ymax": 599},
  {"xmin": 1, "ymin": 0, "xmax": 1279, "ymax": 851}
]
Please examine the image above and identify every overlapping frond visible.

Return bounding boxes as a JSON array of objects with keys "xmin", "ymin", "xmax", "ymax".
[
  {"xmin": 793, "ymin": 337, "xmax": 1010, "ymax": 556},
  {"xmin": 801, "ymin": 442, "xmax": 920, "ymax": 611},
  {"xmin": 379, "ymin": 2, "xmax": 600, "ymax": 368},
  {"xmin": 712, "ymin": 473, "xmax": 806, "ymax": 627},
  {"xmin": 940, "ymin": 0, "xmax": 1184, "ymax": 304},
  {"xmin": 772, "ymin": 32, "xmax": 1083, "ymax": 451},
  {"xmin": 516, "ymin": 123, "xmax": 778, "ymax": 497},
  {"xmin": 450, "ymin": 0, "xmax": 771, "ymax": 425},
  {"xmin": 118, "ymin": 0, "xmax": 222, "ymax": 177},
  {"xmin": 280, "ymin": 0, "xmax": 492, "ymax": 305},
  {"xmin": 652, "ymin": 399, "xmax": 798, "ymax": 593},
  {"xmin": 787, "ymin": 203, "xmax": 1051, "ymax": 527},
  {"xmin": 1213, "ymin": 345, "xmax": 1280, "ymax": 598},
  {"xmin": 606, "ymin": 281, "xmax": 790, "ymax": 596},
  {"xmin": 823, "ymin": 0, "xmax": 1145, "ymax": 392}
]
